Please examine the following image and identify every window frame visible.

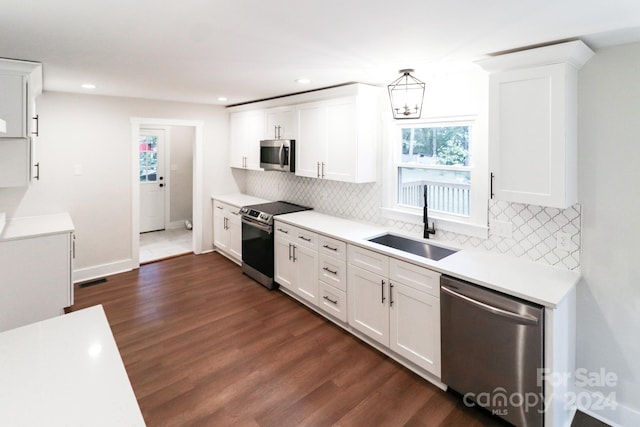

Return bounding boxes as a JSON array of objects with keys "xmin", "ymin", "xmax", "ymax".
[{"xmin": 381, "ymin": 115, "xmax": 488, "ymax": 238}]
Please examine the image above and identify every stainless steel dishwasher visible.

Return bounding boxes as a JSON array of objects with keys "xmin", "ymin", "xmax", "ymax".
[{"xmin": 440, "ymin": 275, "xmax": 544, "ymax": 427}]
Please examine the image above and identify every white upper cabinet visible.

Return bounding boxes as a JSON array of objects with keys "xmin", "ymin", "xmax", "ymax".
[
  {"xmin": 0, "ymin": 73, "xmax": 27, "ymax": 138},
  {"xmin": 229, "ymin": 109, "xmax": 264, "ymax": 170},
  {"xmin": 476, "ymin": 40, "xmax": 594, "ymax": 209},
  {"xmin": 265, "ymin": 106, "xmax": 297, "ymax": 140},
  {"xmin": 296, "ymin": 85, "xmax": 380, "ymax": 183},
  {"xmin": 0, "ymin": 59, "xmax": 42, "ymax": 188}
]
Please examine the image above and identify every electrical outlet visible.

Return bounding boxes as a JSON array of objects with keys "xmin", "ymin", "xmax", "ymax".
[
  {"xmin": 556, "ymin": 232, "xmax": 571, "ymax": 251},
  {"xmin": 492, "ymin": 220, "xmax": 512, "ymax": 238}
]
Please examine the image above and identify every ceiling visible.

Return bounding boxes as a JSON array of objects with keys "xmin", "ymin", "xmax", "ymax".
[{"xmin": 2, "ymin": 0, "xmax": 640, "ymax": 106}]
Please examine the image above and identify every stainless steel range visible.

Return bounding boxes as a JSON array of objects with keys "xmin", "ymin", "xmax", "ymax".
[{"xmin": 240, "ymin": 201, "xmax": 311, "ymax": 289}]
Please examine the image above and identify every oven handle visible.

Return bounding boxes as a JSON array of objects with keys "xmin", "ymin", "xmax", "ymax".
[{"xmin": 241, "ymin": 216, "xmax": 273, "ymax": 234}]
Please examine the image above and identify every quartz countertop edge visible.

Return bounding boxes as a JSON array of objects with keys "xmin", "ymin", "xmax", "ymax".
[
  {"xmin": 0, "ymin": 212, "xmax": 5, "ymax": 235},
  {"xmin": 0, "ymin": 305, "xmax": 145, "ymax": 426},
  {"xmin": 0, "ymin": 212, "xmax": 74, "ymax": 241},
  {"xmin": 275, "ymin": 210, "xmax": 580, "ymax": 308},
  {"xmin": 212, "ymin": 193, "xmax": 272, "ymax": 207}
]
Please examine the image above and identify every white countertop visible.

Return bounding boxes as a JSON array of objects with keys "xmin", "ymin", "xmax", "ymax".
[
  {"xmin": 212, "ymin": 193, "xmax": 271, "ymax": 207},
  {"xmin": 0, "ymin": 305, "xmax": 145, "ymax": 426},
  {"xmin": 0, "ymin": 212, "xmax": 74, "ymax": 241},
  {"xmin": 276, "ymin": 211, "xmax": 579, "ymax": 308},
  {"xmin": 0, "ymin": 212, "xmax": 5, "ymax": 235}
]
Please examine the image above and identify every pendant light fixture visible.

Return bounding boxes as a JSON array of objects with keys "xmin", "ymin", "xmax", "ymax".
[{"xmin": 387, "ymin": 69, "xmax": 425, "ymax": 119}]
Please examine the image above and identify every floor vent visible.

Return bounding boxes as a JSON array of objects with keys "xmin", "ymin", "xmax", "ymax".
[{"xmin": 78, "ymin": 277, "xmax": 107, "ymax": 288}]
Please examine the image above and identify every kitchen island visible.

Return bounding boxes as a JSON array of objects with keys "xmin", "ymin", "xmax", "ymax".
[{"xmin": 0, "ymin": 305, "xmax": 145, "ymax": 426}]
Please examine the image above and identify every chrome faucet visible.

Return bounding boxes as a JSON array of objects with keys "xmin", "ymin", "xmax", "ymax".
[{"xmin": 423, "ymin": 185, "xmax": 436, "ymax": 239}]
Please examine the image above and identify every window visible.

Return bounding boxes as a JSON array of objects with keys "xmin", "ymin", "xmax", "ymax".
[
  {"xmin": 384, "ymin": 116, "xmax": 488, "ymax": 237},
  {"xmin": 139, "ymin": 134, "xmax": 158, "ymax": 182},
  {"xmin": 398, "ymin": 123, "xmax": 471, "ymax": 216}
]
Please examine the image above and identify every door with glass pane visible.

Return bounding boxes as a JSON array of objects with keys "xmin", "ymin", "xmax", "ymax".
[{"xmin": 140, "ymin": 128, "xmax": 166, "ymax": 233}]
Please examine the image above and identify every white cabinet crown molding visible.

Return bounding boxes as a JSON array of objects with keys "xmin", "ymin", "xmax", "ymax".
[{"xmin": 474, "ymin": 40, "xmax": 595, "ymax": 72}]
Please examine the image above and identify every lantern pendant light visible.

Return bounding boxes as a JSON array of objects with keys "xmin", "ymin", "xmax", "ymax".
[{"xmin": 387, "ymin": 69, "xmax": 425, "ymax": 119}]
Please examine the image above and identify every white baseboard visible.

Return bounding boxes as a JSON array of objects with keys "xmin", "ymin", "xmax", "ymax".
[
  {"xmin": 73, "ymin": 259, "xmax": 133, "ymax": 283},
  {"xmin": 575, "ymin": 387, "xmax": 640, "ymax": 427}
]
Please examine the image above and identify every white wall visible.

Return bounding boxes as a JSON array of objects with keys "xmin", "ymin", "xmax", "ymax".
[
  {"xmin": 168, "ymin": 125, "xmax": 194, "ymax": 224},
  {"xmin": 577, "ymin": 42, "xmax": 640, "ymax": 424},
  {"xmin": 0, "ymin": 92, "xmax": 242, "ymax": 277}
]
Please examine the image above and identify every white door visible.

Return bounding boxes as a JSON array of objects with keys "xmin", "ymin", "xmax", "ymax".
[
  {"xmin": 347, "ymin": 265, "xmax": 389, "ymax": 346},
  {"xmin": 389, "ymin": 282, "xmax": 441, "ymax": 376},
  {"xmin": 296, "ymin": 102, "xmax": 327, "ymax": 178},
  {"xmin": 139, "ymin": 128, "xmax": 166, "ymax": 233},
  {"xmin": 293, "ymin": 244, "xmax": 319, "ymax": 304}
]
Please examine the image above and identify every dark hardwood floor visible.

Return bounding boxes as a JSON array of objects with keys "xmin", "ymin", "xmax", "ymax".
[{"xmin": 70, "ymin": 252, "xmax": 510, "ymax": 427}]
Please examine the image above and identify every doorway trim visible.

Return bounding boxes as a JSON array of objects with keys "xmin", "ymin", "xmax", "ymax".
[{"xmin": 131, "ymin": 117, "xmax": 204, "ymax": 269}]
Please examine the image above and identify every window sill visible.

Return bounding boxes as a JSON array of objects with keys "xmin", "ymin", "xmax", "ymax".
[{"xmin": 380, "ymin": 207, "xmax": 488, "ymax": 239}]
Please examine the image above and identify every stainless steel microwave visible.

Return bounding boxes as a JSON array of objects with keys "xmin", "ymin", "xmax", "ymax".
[{"xmin": 260, "ymin": 139, "xmax": 295, "ymax": 172}]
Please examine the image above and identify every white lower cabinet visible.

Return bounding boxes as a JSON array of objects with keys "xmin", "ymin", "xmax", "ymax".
[
  {"xmin": 347, "ymin": 245, "xmax": 442, "ymax": 376},
  {"xmin": 274, "ymin": 222, "xmax": 319, "ymax": 305},
  {"xmin": 213, "ymin": 200, "xmax": 242, "ymax": 264},
  {"xmin": 0, "ymin": 231, "xmax": 73, "ymax": 332}
]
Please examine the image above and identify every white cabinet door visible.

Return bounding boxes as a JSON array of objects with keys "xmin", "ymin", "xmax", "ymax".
[
  {"xmin": 265, "ymin": 106, "xmax": 297, "ymax": 140},
  {"xmin": 296, "ymin": 101, "xmax": 327, "ymax": 178},
  {"xmin": 0, "ymin": 73, "xmax": 27, "ymax": 138},
  {"xmin": 213, "ymin": 202, "xmax": 229, "ymax": 252},
  {"xmin": 227, "ymin": 209, "xmax": 242, "ymax": 261},
  {"xmin": 0, "ymin": 233, "xmax": 72, "ymax": 332},
  {"xmin": 274, "ymin": 235, "xmax": 295, "ymax": 291},
  {"xmin": 389, "ymin": 281, "xmax": 441, "ymax": 376},
  {"xmin": 347, "ymin": 264, "xmax": 389, "ymax": 346},
  {"xmin": 292, "ymin": 244, "xmax": 319, "ymax": 304},
  {"xmin": 489, "ymin": 64, "xmax": 572, "ymax": 208},
  {"xmin": 324, "ymin": 97, "xmax": 357, "ymax": 182},
  {"xmin": 0, "ymin": 138, "xmax": 31, "ymax": 187},
  {"xmin": 229, "ymin": 110, "xmax": 264, "ymax": 170}
]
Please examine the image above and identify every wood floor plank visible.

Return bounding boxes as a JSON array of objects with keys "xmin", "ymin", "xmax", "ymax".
[{"xmin": 70, "ymin": 252, "xmax": 509, "ymax": 426}]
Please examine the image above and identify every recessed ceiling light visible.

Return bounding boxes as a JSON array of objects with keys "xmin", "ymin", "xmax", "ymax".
[
  {"xmin": 81, "ymin": 83, "xmax": 96, "ymax": 89},
  {"xmin": 295, "ymin": 78, "xmax": 311, "ymax": 84},
  {"xmin": 217, "ymin": 96, "xmax": 228, "ymax": 101}
]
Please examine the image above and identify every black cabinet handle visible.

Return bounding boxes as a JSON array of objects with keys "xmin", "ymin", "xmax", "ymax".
[
  {"xmin": 390, "ymin": 283, "xmax": 394, "ymax": 307},
  {"xmin": 323, "ymin": 295, "xmax": 338, "ymax": 305},
  {"xmin": 34, "ymin": 162, "xmax": 40, "ymax": 180},
  {"xmin": 490, "ymin": 172, "xmax": 495, "ymax": 198},
  {"xmin": 32, "ymin": 115, "xmax": 39, "ymax": 137},
  {"xmin": 322, "ymin": 244, "xmax": 338, "ymax": 251},
  {"xmin": 322, "ymin": 266, "xmax": 338, "ymax": 275},
  {"xmin": 381, "ymin": 280, "xmax": 386, "ymax": 304}
]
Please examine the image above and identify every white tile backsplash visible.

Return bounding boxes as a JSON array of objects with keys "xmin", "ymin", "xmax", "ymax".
[{"xmin": 245, "ymin": 170, "xmax": 581, "ymax": 270}]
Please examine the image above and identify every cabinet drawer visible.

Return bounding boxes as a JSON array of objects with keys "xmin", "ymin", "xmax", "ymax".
[
  {"xmin": 274, "ymin": 221, "xmax": 295, "ymax": 239},
  {"xmin": 318, "ymin": 282, "xmax": 347, "ymax": 323},
  {"xmin": 318, "ymin": 254, "xmax": 346, "ymax": 292},
  {"xmin": 293, "ymin": 227, "xmax": 317, "ymax": 250},
  {"xmin": 348, "ymin": 245, "xmax": 389, "ymax": 277},
  {"xmin": 318, "ymin": 235, "xmax": 346, "ymax": 260},
  {"xmin": 389, "ymin": 258, "xmax": 441, "ymax": 297}
]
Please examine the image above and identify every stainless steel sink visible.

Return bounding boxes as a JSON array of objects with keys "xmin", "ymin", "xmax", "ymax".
[{"xmin": 367, "ymin": 233, "xmax": 458, "ymax": 261}]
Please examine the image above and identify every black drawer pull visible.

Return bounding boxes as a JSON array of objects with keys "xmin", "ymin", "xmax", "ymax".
[
  {"xmin": 322, "ymin": 244, "xmax": 338, "ymax": 251},
  {"xmin": 323, "ymin": 266, "xmax": 338, "ymax": 275},
  {"xmin": 323, "ymin": 295, "xmax": 338, "ymax": 305},
  {"xmin": 298, "ymin": 235, "xmax": 311, "ymax": 242}
]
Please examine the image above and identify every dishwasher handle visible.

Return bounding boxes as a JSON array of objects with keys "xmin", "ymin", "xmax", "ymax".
[{"xmin": 441, "ymin": 285, "xmax": 539, "ymax": 326}]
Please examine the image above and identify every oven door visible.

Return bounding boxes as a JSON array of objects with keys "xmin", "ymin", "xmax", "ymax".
[{"xmin": 241, "ymin": 216, "xmax": 276, "ymax": 288}]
